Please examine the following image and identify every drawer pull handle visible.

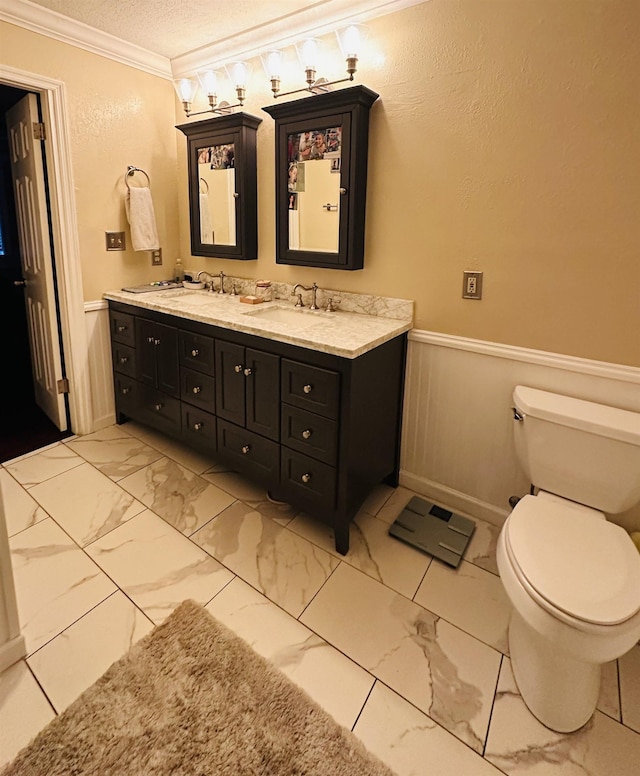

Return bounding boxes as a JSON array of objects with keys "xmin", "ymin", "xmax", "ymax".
[
  {"xmin": 191, "ymin": 349, "xmax": 199, "ymax": 357},
  {"xmin": 193, "ymin": 422, "xmax": 203, "ymax": 431},
  {"xmin": 301, "ymin": 472, "xmax": 312, "ymax": 484},
  {"xmin": 234, "ymin": 364, "xmax": 243, "ymax": 373},
  {"xmin": 117, "ymin": 325, "xmax": 127, "ymax": 332},
  {"xmin": 119, "ymin": 356, "xmax": 128, "ymax": 364},
  {"xmin": 302, "ymin": 429, "xmax": 312, "ymax": 439},
  {"xmin": 154, "ymin": 403, "xmax": 163, "ymax": 411},
  {"xmin": 192, "ymin": 386, "xmax": 201, "ymax": 394},
  {"xmin": 243, "ymin": 367, "xmax": 252, "ymax": 377},
  {"xmin": 241, "ymin": 444, "xmax": 251, "ymax": 455},
  {"xmin": 121, "ymin": 387, "xmax": 130, "ymax": 395},
  {"xmin": 303, "ymin": 384, "xmax": 313, "ymax": 394}
]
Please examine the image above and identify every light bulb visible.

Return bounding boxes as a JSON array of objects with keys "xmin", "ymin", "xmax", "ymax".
[
  {"xmin": 341, "ymin": 25, "xmax": 360, "ymax": 58},
  {"xmin": 266, "ymin": 50, "xmax": 282, "ymax": 79},
  {"xmin": 197, "ymin": 69, "xmax": 218, "ymax": 97},
  {"xmin": 301, "ymin": 39, "xmax": 317, "ymax": 69}
]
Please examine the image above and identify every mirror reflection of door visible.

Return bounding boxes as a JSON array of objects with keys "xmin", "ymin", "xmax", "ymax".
[
  {"xmin": 287, "ymin": 127, "xmax": 341, "ymax": 253},
  {"xmin": 197, "ymin": 142, "xmax": 236, "ymax": 246}
]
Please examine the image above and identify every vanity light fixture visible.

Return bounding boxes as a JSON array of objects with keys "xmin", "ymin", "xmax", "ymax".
[
  {"xmin": 267, "ymin": 24, "xmax": 364, "ymax": 99},
  {"xmin": 174, "ymin": 61, "xmax": 248, "ymax": 117}
]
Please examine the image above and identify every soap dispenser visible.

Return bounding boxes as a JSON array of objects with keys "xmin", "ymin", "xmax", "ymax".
[{"xmin": 173, "ymin": 257, "xmax": 184, "ymax": 283}]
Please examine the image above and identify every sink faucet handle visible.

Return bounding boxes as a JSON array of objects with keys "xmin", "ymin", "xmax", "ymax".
[
  {"xmin": 325, "ymin": 297, "xmax": 339, "ymax": 312},
  {"xmin": 294, "ymin": 293, "xmax": 304, "ymax": 308}
]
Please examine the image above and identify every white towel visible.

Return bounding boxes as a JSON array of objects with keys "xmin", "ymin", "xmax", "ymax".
[
  {"xmin": 125, "ymin": 186, "xmax": 160, "ymax": 251},
  {"xmin": 199, "ymin": 191, "xmax": 214, "ymax": 244}
]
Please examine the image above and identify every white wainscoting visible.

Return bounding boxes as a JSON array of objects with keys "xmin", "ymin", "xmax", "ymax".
[
  {"xmin": 84, "ymin": 301, "xmax": 115, "ymax": 431},
  {"xmin": 400, "ymin": 330, "xmax": 640, "ymax": 530}
]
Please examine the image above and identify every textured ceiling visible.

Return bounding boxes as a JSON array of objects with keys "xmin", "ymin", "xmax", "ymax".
[{"xmin": 26, "ymin": 0, "xmax": 339, "ymax": 59}]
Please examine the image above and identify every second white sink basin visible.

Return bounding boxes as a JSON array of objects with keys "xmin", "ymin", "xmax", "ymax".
[{"xmin": 242, "ymin": 305, "xmax": 324, "ymax": 328}]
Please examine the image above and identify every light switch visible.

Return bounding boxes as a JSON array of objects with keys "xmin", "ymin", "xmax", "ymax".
[{"xmin": 106, "ymin": 231, "xmax": 126, "ymax": 251}]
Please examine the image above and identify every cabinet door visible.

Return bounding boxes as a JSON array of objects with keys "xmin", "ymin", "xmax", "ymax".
[
  {"xmin": 215, "ymin": 340, "xmax": 245, "ymax": 426},
  {"xmin": 136, "ymin": 318, "xmax": 178, "ymax": 397},
  {"xmin": 245, "ymin": 348, "xmax": 280, "ymax": 441}
]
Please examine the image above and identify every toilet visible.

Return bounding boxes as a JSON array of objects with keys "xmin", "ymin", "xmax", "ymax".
[{"xmin": 497, "ymin": 385, "xmax": 640, "ymax": 733}]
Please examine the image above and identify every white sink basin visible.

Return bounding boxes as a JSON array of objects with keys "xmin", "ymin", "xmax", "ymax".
[{"xmin": 242, "ymin": 305, "xmax": 323, "ymax": 328}]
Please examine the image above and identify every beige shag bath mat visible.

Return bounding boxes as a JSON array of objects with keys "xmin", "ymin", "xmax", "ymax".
[{"xmin": 2, "ymin": 599, "xmax": 394, "ymax": 775}]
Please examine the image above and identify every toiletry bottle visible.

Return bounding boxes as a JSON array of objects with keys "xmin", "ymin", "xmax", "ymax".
[{"xmin": 174, "ymin": 257, "xmax": 184, "ymax": 283}]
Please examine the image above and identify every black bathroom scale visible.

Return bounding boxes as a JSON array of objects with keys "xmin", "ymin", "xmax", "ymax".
[{"xmin": 389, "ymin": 496, "xmax": 475, "ymax": 567}]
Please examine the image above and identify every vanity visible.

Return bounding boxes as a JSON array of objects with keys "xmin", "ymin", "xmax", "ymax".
[{"xmin": 105, "ymin": 287, "xmax": 411, "ymax": 553}]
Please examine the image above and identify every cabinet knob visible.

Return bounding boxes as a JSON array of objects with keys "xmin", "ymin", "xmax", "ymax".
[
  {"xmin": 303, "ymin": 384, "xmax": 313, "ymax": 394},
  {"xmin": 147, "ymin": 336, "xmax": 154, "ymax": 344},
  {"xmin": 301, "ymin": 473, "xmax": 312, "ymax": 483},
  {"xmin": 193, "ymin": 422, "xmax": 203, "ymax": 431},
  {"xmin": 154, "ymin": 338, "xmax": 161, "ymax": 346},
  {"xmin": 121, "ymin": 387, "xmax": 130, "ymax": 395},
  {"xmin": 191, "ymin": 348, "xmax": 199, "ymax": 357},
  {"xmin": 339, "ymin": 187, "xmax": 347, "ymax": 195},
  {"xmin": 154, "ymin": 403, "xmax": 163, "ymax": 411},
  {"xmin": 234, "ymin": 364, "xmax": 243, "ymax": 373},
  {"xmin": 119, "ymin": 356, "xmax": 128, "ymax": 364},
  {"xmin": 117, "ymin": 324, "xmax": 127, "ymax": 332},
  {"xmin": 302, "ymin": 429, "xmax": 312, "ymax": 439},
  {"xmin": 241, "ymin": 444, "xmax": 251, "ymax": 455},
  {"xmin": 243, "ymin": 367, "xmax": 252, "ymax": 377},
  {"xmin": 192, "ymin": 386, "xmax": 201, "ymax": 394}
]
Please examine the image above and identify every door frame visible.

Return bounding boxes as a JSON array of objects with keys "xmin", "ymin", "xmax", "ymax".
[{"xmin": 0, "ymin": 64, "xmax": 92, "ymax": 436}]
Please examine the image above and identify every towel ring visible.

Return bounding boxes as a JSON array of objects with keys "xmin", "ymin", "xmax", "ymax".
[
  {"xmin": 199, "ymin": 177, "xmax": 209, "ymax": 194},
  {"xmin": 125, "ymin": 165, "xmax": 151, "ymax": 189}
]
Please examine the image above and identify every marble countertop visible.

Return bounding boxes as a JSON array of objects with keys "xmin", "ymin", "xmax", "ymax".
[{"xmin": 104, "ymin": 288, "xmax": 413, "ymax": 359}]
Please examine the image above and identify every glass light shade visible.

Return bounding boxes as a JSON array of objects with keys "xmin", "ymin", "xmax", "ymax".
[
  {"xmin": 229, "ymin": 61, "xmax": 248, "ymax": 88},
  {"xmin": 261, "ymin": 50, "xmax": 283, "ymax": 79},
  {"xmin": 197, "ymin": 69, "xmax": 219, "ymax": 97},
  {"xmin": 337, "ymin": 24, "xmax": 364, "ymax": 59},
  {"xmin": 297, "ymin": 38, "xmax": 319, "ymax": 69},
  {"xmin": 173, "ymin": 77, "xmax": 198, "ymax": 104}
]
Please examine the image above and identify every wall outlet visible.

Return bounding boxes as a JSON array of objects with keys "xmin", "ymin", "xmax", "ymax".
[
  {"xmin": 151, "ymin": 248, "xmax": 162, "ymax": 265},
  {"xmin": 462, "ymin": 271, "xmax": 483, "ymax": 300},
  {"xmin": 105, "ymin": 231, "xmax": 125, "ymax": 250}
]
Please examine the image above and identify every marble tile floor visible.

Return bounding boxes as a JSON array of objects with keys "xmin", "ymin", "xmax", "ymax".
[{"xmin": 1, "ymin": 422, "xmax": 639, "ymax": 774}]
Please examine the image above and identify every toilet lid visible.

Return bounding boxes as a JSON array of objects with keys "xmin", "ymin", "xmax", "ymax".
[{"xmin": 506, "ymin": 496, "xmax": 640, "ymax": 625}]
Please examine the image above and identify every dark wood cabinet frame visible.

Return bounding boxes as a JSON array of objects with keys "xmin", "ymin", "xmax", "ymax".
[
  {"xmin": 177, "ymin": 113, "xmax": 262, "ymax": 260},
  {"xmin": 263, "ymin": 85, "xmax": 379, "ymax": 270}
]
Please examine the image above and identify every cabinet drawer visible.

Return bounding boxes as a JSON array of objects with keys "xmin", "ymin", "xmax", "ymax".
[
  {"xmin": 281, "ymin": 404, "xmax": 337, "ymax": 466},
  {"xmin": 110, "ymin": 311, "xmax": 135, "ymax": 346},
  {"xmin": 217, "ymin": 419, "xmax": 279, "ymax": 487},
  {"xmin": 112, "ymin": 343, "xmax": 136, "ymax": 377},
  {"xmin": 280, "ymin": 448, "xmax": 336, "ymax": 510},
  {"xmin": 281, "ymin": 359, "xmax": 340, "ymax": 419},
  {"xmin": 181, "ymin": 367, "xmax": 215, "ymax": 414},
  {"xmin": 139, "ymin": 386, "xmax": 181, "ymax": 435},
  {"xmin": 114, "ymin": 374, "xmax": 138, "ymax": 415},
  {"xmin": 179, "ymin": 331, "xmax": 215, "ymax": 374},
  {"xmin": 182, "ymin": 404, "xmax": 216, "ymax": 453}
]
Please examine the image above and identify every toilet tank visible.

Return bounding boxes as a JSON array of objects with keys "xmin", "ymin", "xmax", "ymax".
[{"xmin": 512, "ymin": 386, "xmax": 640, "ymax": 513}]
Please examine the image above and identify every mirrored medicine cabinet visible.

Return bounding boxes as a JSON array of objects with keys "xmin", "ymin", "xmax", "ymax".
[
  {"xmin": 177, "ymin": 113, "xmax": 262, "ymax": 260},
  {"xmin": 263, "ymin": 85, "xmax": 378, "ymax": 271}
]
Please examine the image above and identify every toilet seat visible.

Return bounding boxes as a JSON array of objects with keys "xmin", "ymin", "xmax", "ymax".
[{"xmin": 505, "ymin": 496, "xmax": 640, "ymax": 626}]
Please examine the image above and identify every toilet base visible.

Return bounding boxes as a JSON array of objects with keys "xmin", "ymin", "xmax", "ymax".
[{"xmin": 509, "ymin": 609, "xmax": 600, "ymax": 733}]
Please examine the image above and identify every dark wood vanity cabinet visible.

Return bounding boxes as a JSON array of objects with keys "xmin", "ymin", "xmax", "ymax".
[{"xmin": 109, "ymin": 301, "xmax": 406, "ymax": 554}]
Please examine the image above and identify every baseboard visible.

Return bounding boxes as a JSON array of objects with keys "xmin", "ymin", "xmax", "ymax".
[
  {"xmin": 0, "ymin": 633, "xmax": 26, "ymax": 673},
  {"xmin": 399, "ymin": 470, "xmax": 509, "ymax": 528}
]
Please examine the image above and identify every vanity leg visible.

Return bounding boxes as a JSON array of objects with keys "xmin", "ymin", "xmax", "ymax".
[{"xmin": 334, "ymin": 522, "xmax": 350, "ymax": 555}]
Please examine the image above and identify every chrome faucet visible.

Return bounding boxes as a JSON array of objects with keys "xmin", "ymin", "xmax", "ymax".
[
  {"xmin": 217, "ymin": 270, "xmax": 225, "ymax": 294},
  {"xmin": 292, "ymin": 282, "xmax": 319, "ymax": 310},
  {"xmin": 196, "ymin": 270, "xmax": 215, "ymax": 292}
]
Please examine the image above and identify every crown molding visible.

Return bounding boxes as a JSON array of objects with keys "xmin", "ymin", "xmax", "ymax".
[
  {"xmin": 170, "ymin": 0, "xmax": 428, "ymax": 78},
  {"xmin": 0, "ymin": 0, "xmax": 172, "ymax": 79}
]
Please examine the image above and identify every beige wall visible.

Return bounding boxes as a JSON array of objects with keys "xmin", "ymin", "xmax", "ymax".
[
  {"xmin": 3, "ymin": 0, "xmax": 639, "ymax": 367},
  {"xmin": 179, "ymin": 0, "xmax": 640, "ymax": 368},
  {"xmin": 1, "ymin": 21, "xmax": 180, "ymax": 300}
]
